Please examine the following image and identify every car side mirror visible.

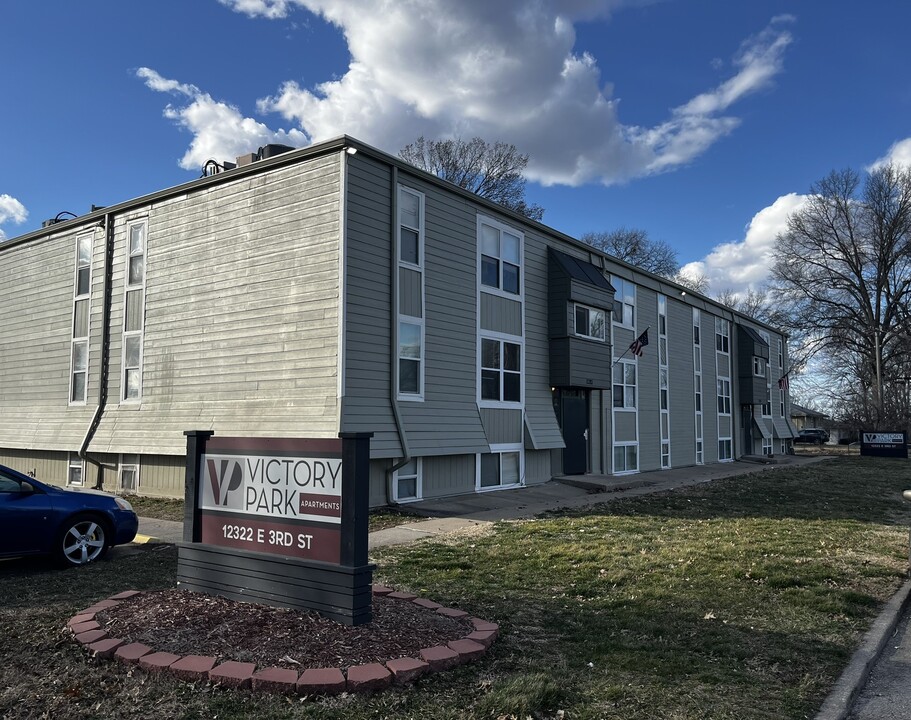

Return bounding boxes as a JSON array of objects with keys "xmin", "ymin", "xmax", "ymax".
[{"xmin": 20, "ymin": 481, "xmax": 35, "ymax": 494}]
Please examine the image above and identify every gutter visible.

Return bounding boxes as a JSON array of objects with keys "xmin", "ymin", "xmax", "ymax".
[
  {"xmin": 79, "ymin": 211, "xmax": 115, "ymax": 489},
  {"xmin": 384, "ymin": 165, "xmax": 412, "ymax": 504}
]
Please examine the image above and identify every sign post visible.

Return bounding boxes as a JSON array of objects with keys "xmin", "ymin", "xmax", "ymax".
[{"xmin": 177, "ymin": 431, "xmax": 374, "ymax": 625}]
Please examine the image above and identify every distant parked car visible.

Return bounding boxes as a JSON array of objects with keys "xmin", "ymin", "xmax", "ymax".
[
  {"xmin": 795, "ymin": 428, "xmax": 830, "ymax": 445},
  {"xmin": 0, "ymin": 463, "xmax": 138, "ymax": 566}
]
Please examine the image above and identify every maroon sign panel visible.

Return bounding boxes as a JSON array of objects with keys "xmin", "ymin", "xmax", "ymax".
[{"xmin": 200, "ymin": 511, "xmax": 341, "ymax": 564}]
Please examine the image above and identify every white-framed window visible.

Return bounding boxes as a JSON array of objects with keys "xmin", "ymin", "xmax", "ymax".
[
  {"xmin": 693, "ymin": 308, "xmax": 701, "ymax": 346},
  {"xmin": 762, "ymin": 386, "xmax": 772, "ymax": 417},
  {"xmin": 477, "ymin": 445, "xmax": 523, "ymax": 490},
  {"xmin": 717, "ymin": 378, "xmax": 731, "ymax": 415},
  {"xmin": 479, "ymin": 216, "xmax": 522, "ymax": 297},
  {"xmin": 718, "ymin": 438, "xmax": 733, "ymax": 461},
  {"xmin": 695, "ymin": 414, "xmax": 704, "ymax": 464},
  {"xmin": 777, "ymin": 338, "xmax": 783, "ymax": 369},
  {"xmin": 70, "ymin": 233, "xmax": 93, "ymax": 404},
  {"xmin": 398, "ymin": 319, "xmax": 424, "ymax": 399},
  {"xmin": 780, "ymin": 395, "xmax": 786, "ymax": 418},
  {"xmin": 694, "ymin": 374, "xmax": 702, "ymax": 412},
  {"xmin": 715, "ymin": 317, "xmax": 730, "ymax": 354},
  {"xmin": 67, "ymin": 454, "xmax": 84, "ymax": 487},
  {"xmin": 753, "ymin": 357, "xmax": 765, "ymax": 377},
  {"xmin": 480, "ymin": 335, "xmax": 522, "ymax": 405},
  {"xmin": 122, "ymin": 220, "xmax": 147, "ymax": 403},
  {"xmin": 612, "ymin": 360, "xmax": 637, "ymax": 409},
  {"xmin": 658, "ymin": 294, "xmax": 670, "ymax": 469},
  {"xmin": 393, "ymin": 457, "xmax": 422, "ymax": 502},
  {"xmin": 574, "ymin": 303, "xmax": 606, "ymax": 341},
  {"xmin": 780, "ymin": 439, "xmax": 788, "ymax": 455},
  {"xmin": 119, "ymin": 454, "xmax": 140, "ymax": 493},
  {"xmin": 761, "ymin": 437, "xmax": 773, "ymax": 456},
  {"xmin": 613, "ymin": 443, "xmax": 639, "ymax": 474},
  {"xmin": 610, "ymin": 276, "xmax": 635, "ymax": 327},
  {"xmin": 398, "ymin": 186, "xmax": 424, "ymax": 270}
]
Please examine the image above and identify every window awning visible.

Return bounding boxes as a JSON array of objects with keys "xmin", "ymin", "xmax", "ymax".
[{"xmin": 752, "ymin": 416, "xmax": 772, "ymax": 439}]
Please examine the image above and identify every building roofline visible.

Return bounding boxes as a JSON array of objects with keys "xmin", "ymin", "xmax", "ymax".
[{"xmin": 1, "ymin": 133, "xmax": 787, "ymax": 336}]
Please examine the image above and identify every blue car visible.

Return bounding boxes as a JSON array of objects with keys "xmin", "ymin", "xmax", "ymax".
[{"xmin": 0, "ymin": 463, "xmax": 138, "ymax": 566}]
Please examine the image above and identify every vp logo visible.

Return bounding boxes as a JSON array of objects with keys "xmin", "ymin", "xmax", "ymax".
[{"xmin": 207, "ymin": 458, "xmax": 244, "ymax": 506}]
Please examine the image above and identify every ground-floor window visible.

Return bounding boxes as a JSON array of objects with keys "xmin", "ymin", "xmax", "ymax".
[
  {"xmin": 119, "ymin": 454, "xmax": 140, "ymax": 493},
  {"xmin": 477, "ymin": 446, "xmax": 522, "ymax": 490},
  {"xmin": 761, "ymin": 437, "xmax": 773, "ymax": 456},
  {"xmin": 67, "ymin": 454, "xmax": 84, "ymax": 486},
  {"xmin": 613, "ymin": 443, "xmax": 638, "ymax": 474},
  {"xmin": 718, "ymin": 438, "xmax": 733, "ymax": 461},
  {"xmin": 780, "ymin": 440, "xmax": 788, "ymax": 454},
  {"xmin": 394, "ymin": 458, "xmax": 422, "ymax": 502}
]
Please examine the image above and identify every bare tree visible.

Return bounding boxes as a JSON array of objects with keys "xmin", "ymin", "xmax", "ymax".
[
  {"xmin": 399, "ymin": 136, "xmax": 544, "ymax": 221},
  {"xmin": 771, "ymin": 164, "xmax": 911, "ymax": 429},
  {"xmin": 581, "ymin": 227, "xmax": 679, "ymax": 278}
]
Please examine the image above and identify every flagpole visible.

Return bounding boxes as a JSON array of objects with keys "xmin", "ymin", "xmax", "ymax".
[{"xmin": 612, "ymin": 325, "xmax": 651, "ymax": 368}]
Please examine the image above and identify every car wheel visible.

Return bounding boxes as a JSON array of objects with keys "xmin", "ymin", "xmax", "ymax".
[{"xmin": 56, "ymin": 515, "xmax": 110, "ymax": 567}]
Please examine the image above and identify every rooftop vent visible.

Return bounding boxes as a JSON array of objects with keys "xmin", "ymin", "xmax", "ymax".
[{"xmin": 235, "ymin": 144, "xmax": 296, "ymax": 167}]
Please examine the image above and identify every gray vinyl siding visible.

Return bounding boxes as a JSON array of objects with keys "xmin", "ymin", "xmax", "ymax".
[
  {"xmin": 137, "ymin": 454, "xmax": 187, "ymax": 497},
  {"xmin": 369, "ymin": 460, "xmax": 390, "ymax": 507},
  {"xmin": 525, "ymin": 448, "xmax": 552, "ymax": 485},
  {"xmin": 0, "ymin": 448, "xmax": 69, "ymax": 486},
  {"xmin": 88, "ymin": 153, "xmax": 343, "ymax": 456},
  {"xmin": 480, "ymin": 294, "xmax": 522, "ymax": 336},
  {"xmin": 614, "ymin": 412, "xmax": 637, "ymax": 442},
  {"xmin": 480, "ymin": 408, "xmax": 523, "ymax": 445},
  {"xmin": 0, "ymin": 230, "xmax": 101, "ymax": 451},
  {"xmin": 341, "ymin": 154, "xmax": 401, "ymax": 455},
  {"xmin": 524, "ymin": 228, "xmax": 565, "ymax": 450},
  {"xmin": 343, "ymin": 158, "xmax": 489, "ymax": 458},
  {"xmin": 590, "ymin": 390, "xmax": 603, "ymax": 473},
  {"xmin": 399, "ymin": 267, "xmax": 422, "ymax": 317},
  {"xmin": 421, "ymin": 454, "xmax": 477, "ymax": 498},
  {"xmin": 668, "ymin": 297, "xmax": 696, "ymax": 466}
]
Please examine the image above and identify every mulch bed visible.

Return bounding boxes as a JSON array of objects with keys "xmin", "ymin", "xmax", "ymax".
[{"xmin": 97, "ymin": 589, "xmax": 474, "ymax": 669}]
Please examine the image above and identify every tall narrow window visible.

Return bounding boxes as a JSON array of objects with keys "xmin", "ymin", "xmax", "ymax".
[
  {"xmin": 120, "ymin": 454, "xmax": 140, "ymax": 493},
  {"xmin": 397, "ymin": 185, "xmax": 425, "ymax": 402},
  {"xmin": 70, "ymin": 234, "xmax": 93, "ymax": 404},
  {"xmin": 398, "ymin": 320, "xmax": 423, "ymax": 397},
  {"xmin": 398, "ymin": 187, "xmax": 423, "ymax": 268},
  {"xmin": 693, "ymin": 308, "xmax": 703, "ymax": 463},
  {"xmin": 479, "ymin": 218, "xmax": 522, "ymax": 296},
  {"xmin": 610, "ymin": 276, "xmax": 635, "ymax": 327},
  {"xmin": 612, "ymin": 361, "xmax": 637, "ymax": 409},
  {"xmin": 68, "ymin": 454, "xmax": 84, "ymax": 487},
  {"xmin": 717, "ymin": 378, "xmax": 731, "ymax": 415},
  {"xmin": 122, "ymin": 220, "xmax": 146, "ymax": 402},
  {"xmin": 658, "ymin": 295, "xmax": 670, "ymax": 468},
  {"xmin": 715, "ymin": 317, "xmax": 730, "ymax": 354},
  {"xmin": 480, "ymin": 337, "xmax": 522, "ymax": 404},
  {"xmin": 777, "ymin": 339, "xmax": 783, "ymax": 369}
]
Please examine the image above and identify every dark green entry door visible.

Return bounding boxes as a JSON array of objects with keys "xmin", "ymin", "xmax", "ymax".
[{"xmin": 559, "ymin": 389, "xmax": 589, "ymax": 475}]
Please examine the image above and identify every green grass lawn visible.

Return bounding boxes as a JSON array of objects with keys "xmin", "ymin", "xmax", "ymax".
[{"xmin": 1, "ymin": 456, "xmax": 909, "ymax": 719}]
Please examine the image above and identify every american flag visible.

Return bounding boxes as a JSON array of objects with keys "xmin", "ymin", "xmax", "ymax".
[
  {"xmin": 778, "ymin": 373, "xmax": 790, "ymax": 391},
  {"xmin": 629, "ymin": 330, "xmax": 649, "ymax": 357}
]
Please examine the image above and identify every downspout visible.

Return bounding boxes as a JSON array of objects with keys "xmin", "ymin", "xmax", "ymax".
[
  {"xmin": 385, "ymin": 165, "xmax": 412, "ymax": 504},
  {"xmin": 80, "ymin": 211, "xmax": 115, "ymax": 489}
]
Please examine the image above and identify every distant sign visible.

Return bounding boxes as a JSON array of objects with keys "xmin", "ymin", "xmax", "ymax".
[{"xmin": 861, "ymin": 431, "xmax": 908, "ymax": 458}]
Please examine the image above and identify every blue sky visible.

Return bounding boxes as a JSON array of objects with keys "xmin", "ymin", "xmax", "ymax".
[{"xmin": 2, "ymin": 0, "xmax": 909, "ymax": 296}]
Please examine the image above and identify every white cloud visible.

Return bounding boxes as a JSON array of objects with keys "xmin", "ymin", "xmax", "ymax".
[
  {"xmin": 137, "ymin": 67, "xmax": 307, "ymax": 170},
  {"xmin": 680, "ymin": 193, "xmax": 807, "ymax": 297},
  {"xmin": 155, "ymin": 2, "xmax": 794, "ymax": 186},
  {"xmin": 0, "ymin": 194, "xmax": 28, "ymax": 241},
  {"xmin": 867, "ymin": 137, "xmax": 911, "ymax": 171}
]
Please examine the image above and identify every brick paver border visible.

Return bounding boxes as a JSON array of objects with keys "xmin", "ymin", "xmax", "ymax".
[{"xmin": 67, "ymin": 586, "xmax": 499, "ymax": 697}]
